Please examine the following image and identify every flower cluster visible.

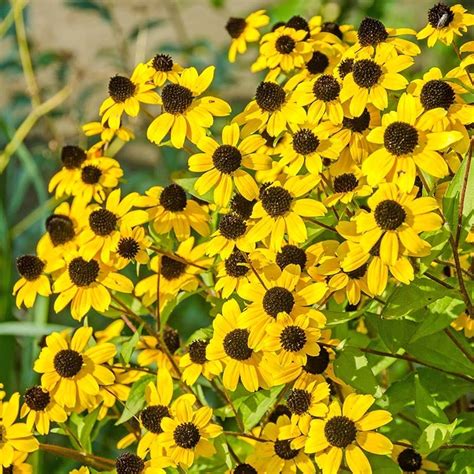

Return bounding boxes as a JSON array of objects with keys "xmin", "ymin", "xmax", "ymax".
[{"xmin": 5, "ymin": 3, "xmax": 474, "ymax": 474}]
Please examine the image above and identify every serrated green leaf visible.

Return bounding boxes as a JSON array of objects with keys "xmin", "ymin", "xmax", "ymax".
[
  {"xmin": 415, "ymin": 375, "xmax": 448, "ymax": 428},
  {"xmin": 116, "ymin": 374, "xmax": 154, "ymax": 425},
  {"xmin": 416, "ymin": 420, "xmax": 457, "ymax": 455}
]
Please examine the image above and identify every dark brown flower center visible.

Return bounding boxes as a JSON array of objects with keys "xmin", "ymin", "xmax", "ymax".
[
  {"xmin": 420, "ymin": 79, "xmax": 455, "ymax": 110},
  {"xmin": 334, "ymin": 173, "xmax": 359, "ymax": 193},
  {"xmin": 304, "ymin": 347, "xmax": 330, "ymax": 374},
  {"xmin": 226, "ymin": 17, "xmax": 247, "ymax": 38},
  {"xmin": 174, "ymin": 422, "xmax": 201, "ymax": 449},
  {"xmin": 313, "ymin": 75, "xmax": 340, "ymax": 101},
  {"xmin": 81, "ymin": 165, "xmax": 102, "ymax": 184},
  {"xmin": 268, "ymin": 404, "xmax": 292, "ymax": 423},
  {"xmin": 234, "ymin": 464, "xmax": 258, "ymax": 474},
  {"xmin": 219, "ymin": 213, "xmax": 247, "ymax": 240},
  {"xmin": 287, "ymin": 388, "xmax": 311, "ymax": 415},
  {"xmin": 357, "ymin": 17, "xmax": 388, "ymax": 47},
  {"xmin": 274, "ymin": 440, "xmax": 299, "ymax": 460},
  {"xmin": 225, "ymin": 250, "xmax": 249, "ymax": 278},
  {"xmin": 141, "ymin": 405, "xmax": 170, "ymax": 434},
  {"xmin": 353, "ymin": 59, "xmax": 382, "ymax": 88},
  {"xmin": 346, "ymin": 263, "xmax": 368, "ymax": 279},
  {"xmin": 384, "ymin": 122, "xmax": 418, "ymax": 155},
  {"xmin": 292, "ymin": 129, "xmax": 320, "ymax": 155},
  {"xmin": 321, "ymin": 22, "xmax": 343, "ymax": 39},
  {"xmin": 46, "ymin": 214, "xmax": 75, "ymax": 246},
  {"xmin": 374, "ymin": 199, "xmax": 406, "ymax": 230},
  {"xmin": 89, "ymin": 209, "xmax": 117, "ymax": 236},
  {"xmin": 230, "ymin": 194, "xmax": 256, "ymax": 220},
  {"xmin": 161, "ymin": 83, "xmax": 193, "ymax": 114},
  {"xmin": 306, "ymin": 51, "xmax": 329, "ymax": 75},
  {"xmin": 160, "ymin": 256, "xmax": 187, "ymax": 280},
  {"xmin": 61, "ymin": 145, "xmax": 86, "ymax": 169},
  {"xmin": 160, "ymin": 183, "xmax": 187, "ymax": 212},
  {"xmin": 287, "ymin": 15, "xmax": 310, "ymax": 35},
  {"xmin": 280, "ymin": 325, "xmax": 306, "ymax": 352},
  {"xmin": 54, "ymin": 349, "xmax": 84, "ymax": 378},
  {"xmin": 16, "ymin": 255, "xmax": 44, "ymax": 281},
  {"xmin": 109, "ymin": 76, "xmax": 135, "ymax": 102},
  {"xmin": 116, "ymin": 452, "xmax": 145, "ymax": 474},
  {"xmin": 343, "ymin": 108, "xmax": 370, "ymax": 132},
  {"xmin": 213, "ymin": 145, "xmax": 242, "ymax": 174},
  {"xmin": 261, "ymin": 186, "xmax": 292, "ymax": 217},
  {"xmin": 163, "ymin": 326, "xmax": 180, "ymax": 354},
  {"xmin": 152, "ymin": 53, "xmax": 173, "ymax": 72},
  {"xmin": 188, "ymin": 339, "xmax": 209, "ymax": 364},
  {"xmin": 24, "ymin": 386, "xmax": 50, "ymax": 411},
  {"xmin": 117, "ymin": 237, "xmax": 140, "ymax": 260},
  {"xmin": 276, "ymin": 245, "xmax": 307, "ymax": 270},
  {"xmin": 338, "ymin": 58, "xmax": 354, "ymax": 79},
  {"xmin": 324, "ymin": 416, "xmax": 357, "ymax": 447},
  {"xmin": 398, "ymin": 447, "xmax": 423, "ymax": 471},
  {"xmin": 428, "ymin": 3, "xmax": 454, "ymax": 28},
  {"xmin": 255, "ymin": 82, "xmax": 286, "ymax": 112},
  {"xmin": 68, "ymin": 257, "xmax": 100, "ymax": 286},
  {"xmin": 223, "ymin": 328, "xmax": 252, "ymax": 360},
  {"xmin": 275, "ymin": 35, "xmax": 296, "ymax": 54},
  {"xmin": 263, "ymin": 287, "xmax": 295, "ymax": 317}
]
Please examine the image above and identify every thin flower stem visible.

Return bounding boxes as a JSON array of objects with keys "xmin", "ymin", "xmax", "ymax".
[
  {"xmin": 449, "ymin": 235, "xmax": 473, "ymax": 316},
  {"xmin": 394, "ymin": 441, "xmax": 474, "ymax": 450},
  {"xmin": 452, "ymin": 41, "xmax": 473, "ymax": 86},
  {"xmin": 310, "ymin": 219, "xmax": 337, "ymax": 233},
  {"xmin": 226, "ymin": 441, "xmax": 242, "ymax": 464},
  {"xmin": 109, "ymin": 306, "xmax": 138, "ymax": 333},
  {"xmin": 240, "ymin": 250, "xmax": 268, "ymax": 290},
  {"xmin": 156, "ymin": 256, "xmax": 162, "ymax": 332},
  {"xmin": 223, "ymin": 431, "xmax": 266, "ymax": 443},
  {"xmin": 110, "ymin": 295, "xmax": 155, "ymax": 336},
  {"xmin": 320, "ymin": 342, "xmax": 474, "ymax": 383},
  {"xmin": 424, "ymin": 272, "xmax": 455, "ymax": 289},
  {"xmin": 456, "ymin": 139, "xmax": 473, "ymax": 246},
  {"xmin": 219, "ymin": 379, "xmax": 245, "ymax": 432},
  {"xmin": 434, "ymin": 259, "xmax": 474, "ymax": 279},
  {"xmin": 39, "ymin": 443, "xmax": 116, "ymax": 470},
  {"xmin": 151, "ymin": 246, "xmax": 208, "ymax": 271},
  {"xmin": 444, "ymin": 327, "xmax": 474, "ymax": 363}
]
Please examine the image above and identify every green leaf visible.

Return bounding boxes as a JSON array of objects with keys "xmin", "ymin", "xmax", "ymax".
[
  {"xmin": 416, "ymin": 420, "xmax": 457, "ymax": 455},
  {"xmin": 120, "ymin": 324, "xmax": 143, "ymax": 364},
  {"xmin": 325, "ymin": 309, "xmax": 364, "ymax": 326},
  {"xmin": 174, "ymin": 177, "xmax": 214, "ymax": 204},
  {"xmin": 419, "ymin": 228, "xmax": 450, "ymax": 272},
  {"xmin": 238, "ymin": 386, "xmax": 282, "ymax": 430},
  {"xmin": 366, "ymin": 314, "xmax": 416, "ymax": 351},
  {"xmin": 449, "ymin": 451, "xmax": 474, "ymax": 473},
  {"xmin": 443, "ymin": 154, "xmax": 474, "ymax": 235},
  {"xmin": 334, "ymin": 347, "xmax": 381, "ymax": 396},
  {"xmin": 116, "ymin": 374, "xmax": 154, "ymax": 425},
  {"xmin": 415, "ymin": 375, "xmax": 448, "ymax": 428},
  {"xmin": 65, "ymin": 0, "xmax": 111, "ymax": 21},
  {"xmin": 78, "ymin": 406, "xmax": 101, "ymax": 452}
]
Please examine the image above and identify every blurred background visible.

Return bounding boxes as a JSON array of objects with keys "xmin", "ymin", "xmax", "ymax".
[{"xmin": 0, "ymin": 0, "xmax": 468, "ymax": 471}]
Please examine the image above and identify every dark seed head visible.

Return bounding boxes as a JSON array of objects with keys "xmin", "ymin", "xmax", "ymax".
[
  {"xmin": 223, "ymin": 328, "xmax": 252, "ymax": 360},
  {"xmin": 276, "ymin": 245, "xmax": 307, "ymax": 270},
  {"xmin": 224, "ymin": 250, "xmax": 249, "ymax": 278},
  {"xmin": 287, "ymin": 15, "xmax": 310, "ymax": 34},
  {"xmin": 321, "ymin": 22, "xmax": 343, "ymax": 39},
  {"xmin": 152, "ymin": 54, "xmax": 174, "ymax": 72},
  {"xmin": 24, "ymin": 386, "xmax": 50, "ymax": 411},
  {"xmin": 2, "ymin": 467, "xmax": 13, "ymax": 474},
  {"xmin": 324, "ymin": 416, "xmax": 357, "ymax": 447},
  {"xmin": 16, "ymin": 255, "xmax": 44, "ymax": 281},
  {"xmin": 338, "ymin": 58, "xmax": 354, "ymax": 80},
  {"xmin": 263, "ymin": 287, "xmax": 295, "ymax": 317},
  {"xmin": 268, "ymin": 404, "xmax": 292, "ymax": 423},
  {"xmin": 374, "ymin": 200, "xmax": 406, "ymax": 230},
  {"xmin": 163, "ymin": 326, "xmax": 180, "ymax": 354},
  {"xmin": 141, "ymin": 405, "xmax": 170, "ymax": 434},
  {"xmin": 292, "ymin": 129, "xmax": 320, "ymax": 155},
  {"xmin": 53, "ymin": 349, "xmax": 83, "ymax": 378},
  {"xmin": 334, "ymin": 173, "xmax": 359, "ymax": 193},
  {"xmin": 276, "ymin": 35, "xmax": 296, "ymax": 54},
  {"xmin": 218, "ymin": 213, "xmax": 247, "ymax": 240},
  {"xmin": 415, "ymin": 175, "xmax": 423, "ymax": 198},
  {"xmin": 287, "ymin": 388, "xmax": 311, "ymax": 415},
  {"xmin": 230, "ymin": 194, "xmax": 256, "ymax": 220},
  {"xmin": 280, "ymin": 325, "xmax": 307, "ymax": 352},
  {"xmin": 384, "ymin": 122, "xmax": 418, "ymax": 155},
  {"xmin": 306, "ymin": 51, "xmax": 329, "ymax": 75},
  {"xmin": 160, "ymin": 255, "xmax": 187, "ymax": 280},
  {"xmin": 160, "ymin": 183, "xmax": 187, "ymax": 212},
  {"xmin": 272, "ymin": 21, "xmax": 286, "ymax": 32},
  {"xmin": 313, "ymin": 75, "xmax": 340, "ymax": 102},
  {"xmin": 369, "ymin": 238, "xmax": 382, "ymax": 257},
  {"xmin": 226, "ymin": 17, "xmax": 247, "ymax": 38},
  {"xmin": 304, "ymin": 347, "xmax": 330, "ymax": 374},
  {"xmin": 274, "ymin": 439, "xmax": 299, "ymax": 460},
  {"xmin": 174, "ymin": 422, "xmax": 201, "ymax": 449},
  {"xmin": 353, "ymin": 59, "xmax": 382, "ymax": 88},
  {"xmin": 109, "ymin": 75, "xmax": 135, "ymax": 102},
  {"xmin": 161, "ymin": 83, "xmax": 193, "ymax": 114},
  {"xmin": 117, "ymin": 237, "xmax": 140, "ymax": 260},
  {"xmin": 261, "ymin": 186, "xmax": 292, "ymax": 217},
  {"xmin": 420, "ymin": 79, "xmax": 455, "ymax": 110},
  {"xmin": 46, "ymin": 214, "xmax": 75, "ymax": 246},
  {"xmin": 428, "ymin": 3, "xmax": 454, "ymax": 28},
  {"xmin": 212, "ymin": 145, "xmax": 242, "ymax": 174},
  {"xmin": 61, "ymin": 145, "xmax": 86, "ymax": 169},
  {"xmin": 261, "ymin": 130, "xmax": 278, "ymax": 148},
  {"xmin": 255, "ymin": 82, "xmax": 286, "ymax": 112},
  {"xmin": 116, "ymin": 452, "xmax": 145, "ymax": 474},
  {"xmin": 234, "ymin": 463, "xmax": 258, "ymax": 474},
  {"xmin": 68, "ymin": 257, "xmax": 99, "ymax": 287},
  {"xmin": 397, "ymin": 447, "xmax": 423, "ymax": 471},
  {"xmin": 357, "ymin": 17, "xmax": 388, "ymax": 47},
  {"xmin": 81, "ymin": 165, "xmax": 102, "ymax": 184},
  {"xmin": 346, "ymin": 263, "xmax": 368, "ymax": 279},
  {"xmin": 343, "ymin": 108, "xmax": 370, "ymax": 133},
  {"xmin": 188, "ymin": 339, "xmax": 208, "ymax": 364},
  {"xmin": 89, "ymin": 209, "xmax": 117, "ymax": 236}
]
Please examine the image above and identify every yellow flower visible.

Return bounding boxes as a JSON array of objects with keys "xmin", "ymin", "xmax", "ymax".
[
  {"xmin": 246, "ymin": 176, "xmax": 327, "ymax": 249},
  {"xmin": 189, "ymin": 123, "xmax": 271, "ymax": 207},
  {"xmin": 225, "ymin": 10, "xmax": 270, "ymax": 63},
  {"xmin": 1, "ymin": 451, "xmax": 32, "ymax": 473},
  {"xmin": 364, "ymin": 93, "xmax": 463, "ymax": 191},
  {"xmin": 451, "ymin": 311, "xmax": 474, "ymax": 338},
  {"xmin": 140, "ymin": 184, "xmax": 210, "ymax": 241},
  {"xmin": 52, "ymin": 250, "xmax": 133, "ymax": 321},
  {"xmin": 340, "ymin": 47, "xmax": 413, "ymax": 117},
  {"xmin": 254, "ymin": 26, "xmax": 312, "ymax": 73},
  {"xmin": 392, "ymin": 441, "xmax": 439, "ymax": 473},
  {"xmin": 207, "ymin": 299, "xmax": 266, "ymax": 392},
  {"xmin": 145, "ymin": 53, "xmax": 183, "ymax": 86},
  {"xmin": 0, "ymin": 393, "xmax": 38, "ymax": 467},
  {"xmin": 20, "ymin": 386, "xmax": 67, "ymax": 435},
  {"xmin": 82, "ymin": 120, "xmax": 134, "ymax": 152},
  {"xmin": 214, "ymin": 250, "xmax": 252, "ymax": 298},
  {"xmin": 33, "ymin": 327, "xmax": 116, "ymax": 410},
  {"xmin": 306, "ymin": 393, "xmax": 393, "ymax": 474},
  {"xmin": 114, "ymin": 225, "xmax": 152, "ymax": 270},
  {"xmin": 309, "ymin": 16, "xmax": 357, "ymax": 46},
  {"xmin": 179, "ymin": 339, "xmax": 222, "ymax": 386},
  {"xmin": 99, "ymin": 63, "xmax": 160, "ymax": 129},
  {"xmin": 147, "ymin": 66, "xmax": 231, "ymax": 149},
  {"xmin": 417, "ymin": 3, "xmax": 474, "ymax": 47},
  {"xmin": 160, "ymin": 396, "xmax": 222, "ymax": 467},
  {"xmin": 79, "ymin": 189, "xmax": 148, "ymax": 263}
]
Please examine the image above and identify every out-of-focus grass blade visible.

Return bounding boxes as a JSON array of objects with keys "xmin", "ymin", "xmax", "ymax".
[{"xmin": 0, "ymin": 321, "xmax": 69, "ymax": 336}]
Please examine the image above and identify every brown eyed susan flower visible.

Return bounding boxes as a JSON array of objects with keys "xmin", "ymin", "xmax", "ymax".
[
  {"xmin": 146, "ymin": 53, "xmax": 183, "ymax": 87},
  {"xmin": 451, "ymin": 311, "xmax": 474, "ymax": 338},
  {"xmin": 305, "ymin": 394, "xmax": 392, "ymax": 474},
  {"xmin": 147, "ymin": 66, "xmax": 231, "ymax": 149},
  {"xmin": 33, "ymin": 327, "xmax": 116, "ymax": 410},
  {"xmin": 417, "ymin": 3, "xmax": 474, "ymax": 47},
  {"xmin": 100, "ymin": 63, "xmax": 160, "ymax": 130},
  {"xmin": 309, "ymin": 16, "xmax": 357, "ymax": 45},
  {"xmin": 215, "ymin": 249, "xmax": 252, "ymax": 298},
  {"xmin": 179, "ymin": 339, "xmax": 222, "ymax": 386},
  {"xmin": 82, "ymin": 120, "xmax": 135, "ymax": 152},
  {"xmin": 1, "ymin": 451, "xmax": 32, "ymax": 473},
  {"xmin": 116, "ymin": 448, "xmax": 173, "ymax": 474},
  {"xmin": 226, "ymin": 10, "xmax": 270, "ymax": 63},
  {"xmin": 392, "ymin": 442, "xmax": 439, "ymax": 473},
  {"xmin": 189, "ymin": 123, "xmax": 271, "ymax": 207},
  {"xmin": 114, "ymin": 225, "xmax": 151, "ymax": 270}
]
